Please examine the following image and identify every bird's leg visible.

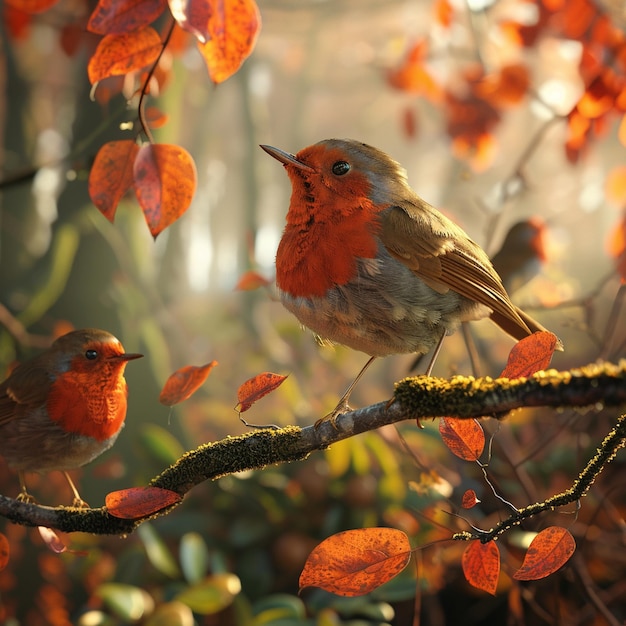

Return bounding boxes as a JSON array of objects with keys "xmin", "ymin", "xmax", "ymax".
[
  {"xmin": 413, "ymin": 332, "xmax": 446, "ymax": 429},
  {"xmin": 424, "ymin": 331, "xmax": 446, "ymax": 377},
  {"xmin": 63, "ymin": 471, "xmax": 89, "ymax": 508},
  {"xmin": 315, "ymin": 356, "xmax": 377, "ymax": 429},
  {"xmin": 16, "ymin": 472, "xmax": 37, "ymax": 504}
]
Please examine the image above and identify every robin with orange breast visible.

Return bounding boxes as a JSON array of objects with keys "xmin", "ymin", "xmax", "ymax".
[
  {"xmin": 0, "ymin": 328, "xmax": 142, "ymax": 506},
  {"xmin": 261, "ymin": 139, "xmax": 561, "ymax": 424}
]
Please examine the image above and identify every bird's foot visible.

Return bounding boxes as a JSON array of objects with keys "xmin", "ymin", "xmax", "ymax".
[
  {"xmin": 16, "ymin": 490, "xmax": 37, "ymax": 505},
  {"xmin": 314, "ymin": 399, "xmax": 352, "ymax": 430},
  {"xmin": 70, "ymin": 496, "xmax": 90, "ymax": 509}
]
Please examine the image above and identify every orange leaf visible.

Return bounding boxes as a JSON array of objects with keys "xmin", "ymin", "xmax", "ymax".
[
  {"xmin": 461, "ymin": 489, "xmax": 480, "ymax": 509},
  {"xmin": 439, "ymin": 417, "xmax": 485, "ymax": 461},
  {"xmin": 0, "ymin": 533, "xmax": 9, "ymax": 571},
  {"xmin": 87, "ymin": 0, "xmax": 167, "ymax": 35},
  {"xmin": 145, "ymin": 106, "xmax": 169, "ymax": 129},
  {"xmin": 159, "ymin": 361, "xmax": 218, "ymax": 406},
  {"xmin": 499, "ymin": 332, "xmax": 558, "ymax": 379},
  {"xmin": 387, "ymin": 40, "xmax": 442, "ymax": 101},
  {"xmin": 133, "ymin": 143, "xmax": 197, "ymax": 238},
  {"xmin": 5, "ymin": 0, "xmax": 58, "ymax": 13},
  {"xmin": 105, "ymin": 487, "xmax": 182, "ymax": 519},
  {"xmin": 235, "ymin": 372, "xmax": 287, "ymax": 413},
  {"xmin": 197, "ymin": 0, "xmax": 261, "ymax": 84},
  {"xmin": 234, "ymin": 270, "xmax": 271, "ymax": 291},
  {"xmin": 168, "ymin": 0, "xmax": 211, "ymax": 43},
  {"xmin": 475, "ymin": 63, "xmax": 530, "ymax": 107},
  {"xmin": 433, "ymin": 0, "xmax": 453, "ymax": 27},
  {"xmin": 299, "ymin": 528, "xmax": 411, "ymax": 597},
  {"xmin": 513, "ymin": 527, "xmax": 575, "ymax": 581},
  {"xmin": 462, "ymin": 540, "xmax": 500, "ymax": 595},
  {"xmin": 89, "ymin": 140, "xmax": 139, "ymax": 223},
  {"xmin": 88, "ymin": 26, "xmax": 163, "ymax": 85},
  {"xmin": 605, "ymin": 165, "xmax": 626, "ymax": 207}
]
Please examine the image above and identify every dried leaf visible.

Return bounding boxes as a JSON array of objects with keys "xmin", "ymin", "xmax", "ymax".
[
  {"xmin": 87, "ymin": 0, "xmax": 167, "ymax": 35},
  {"xmin": 234, "ymin": 270, "xmax": 271, "ymax": 291},
  {"xmin": 106, "ymin": 487, "xmax": 182, "ymax": 519},
  {"xmin": 513, "ymin": 527, "xmax": 575, "ymax": 581},
  {"xmin": 439, "ymin": 417, "xmax": 484, "ymax": 461},
  {"xmin": 133, "ymin": 143, "xmax": 197, "ymax": 238},
  {"xmin": 38, "ymin": 527, "xmax": 67, "ymax": 554},
  {"xmin": 89, "ymin": 140, "xmax": 139, "ymax": 223},
  {"xmin": 499, "ymin": 332, "xmax": 558, "ymax": 379},
  {"xmin": 461, "ymin": 489, "xmax": 480, "ymax": 509},
  {"xmin": 299, "ymin": 528, "xmax": 411, "ymax": 597},
  {"xmin": 462, "ymin": 540, "xmax": 500, "ymax": 595},
  {"xmin": 235, "ymin": 372, "xmax": 287, "ymax": 413},
  {"xmin": 0, "ymin": 533, "xmax": 9, "ymax": 571},
  {"xmin": 197, "ymin": 0, "xmax": 261, "ymax": 84},
  {"xmin": 145, "ymin": 106, "xmax": 169, "ymax": 129},
  {"xmin": 88, "ymin": 26, "xmax": 163, "ymax": 85},
  {"xmin": 159, "ymin": 361, "xmax": 218, "ymax": 406}
]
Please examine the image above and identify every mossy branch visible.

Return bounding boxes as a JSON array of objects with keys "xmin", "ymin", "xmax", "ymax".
[{"xmin": 0, "ymin": 360, "xmax": 625, "ymax": 534}]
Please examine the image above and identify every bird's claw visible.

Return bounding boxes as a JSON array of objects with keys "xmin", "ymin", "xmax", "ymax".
[
  {"xmin": 71, "ymin": 497, "xmax": 90, "ymax": 509},
  {"xmin": 314, "ymin": 400, "xmax": 351, "ymax": 429},
  {"xmin": 16, "ymin": 491, "xmax": 37, "ymax": 505}
]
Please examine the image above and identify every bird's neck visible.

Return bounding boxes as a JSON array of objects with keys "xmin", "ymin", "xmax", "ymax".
[{"xmin": 276, "ymin": 194, "xmax": 382, "ymax": 298}]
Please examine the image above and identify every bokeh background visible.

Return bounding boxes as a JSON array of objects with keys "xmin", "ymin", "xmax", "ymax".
[{"xmin": 0, "ymin": 0, "xmax": 625, "ymax": 624}]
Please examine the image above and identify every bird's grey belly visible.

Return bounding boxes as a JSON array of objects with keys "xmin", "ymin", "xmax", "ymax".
[{"xmin": 279, "ymin": 254, "xmax": 489, "ymax": 357}]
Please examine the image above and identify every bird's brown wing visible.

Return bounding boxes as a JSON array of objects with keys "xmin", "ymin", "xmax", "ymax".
[
  {"xmin": 0, "ymin": 364, "xmax": 51, "ymax": 426},
  {"xmin": 379, "ymin": 201, "xmax": 544, "ymax": 341}
]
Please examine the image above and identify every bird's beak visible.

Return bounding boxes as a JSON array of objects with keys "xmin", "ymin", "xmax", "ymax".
[
  {"xmin": 113, "ymin": 353, "xmax": 143, "ymax": 362},
  {"xmin": 260, "ymin": 145, "xmax": 314, "ymax": 172}
]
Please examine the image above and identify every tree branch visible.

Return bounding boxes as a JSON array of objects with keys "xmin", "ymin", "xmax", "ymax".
[{"xmin": 1, "ymin": 360, "xmax": 625, "ymax": 534}]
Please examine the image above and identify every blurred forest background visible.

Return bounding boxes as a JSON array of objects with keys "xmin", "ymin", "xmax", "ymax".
[{"xmin": 0, "ymin": 0, "xmax": 625, "ymax": 624}]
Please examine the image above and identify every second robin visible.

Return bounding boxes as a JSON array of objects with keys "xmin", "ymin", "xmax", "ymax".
[
  {"xmin": 261, "ymin": 139, "xmax": 561, "ymax": 424},
  {"xmin": 0, "ymin": 328, "xmax": 142, "ymax": 506}
]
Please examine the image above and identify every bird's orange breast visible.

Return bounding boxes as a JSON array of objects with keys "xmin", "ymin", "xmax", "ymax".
[{"xmin": 46, "ymin": 368, "xmax": 128, "ymax": 441}]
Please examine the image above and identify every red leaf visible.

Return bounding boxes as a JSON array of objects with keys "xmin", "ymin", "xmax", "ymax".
[
  {"xmin": 299, "ymin": 528, "xmax": 411, "ymax": 597},
  {"xmin": 461, "ymin": 489, "xmax": 480, "ymax": 509},
  {"xmin": 462, "ymin": 540, "xmax": 500, "ymax": 595},
  {"xmin": 235, "ymin": 372, "xmax": 287, "ymax": 413},
  {"xmin": 234, "ymin": 270, "xmax": 271, "ymax": 291},
  {"xmin": 133, "ymin": 143, "xmax": 197, "ymax": 238},
  {"xmin": 88, "ymin": 0, "xmax": 167, "ymax": 35},
  {"xmin": 89, "ymin": 140, "xmax": 139, "ymax": 223},
  {"xmin": 513, "ymin": 527, "xmax": 575, "ymax": 581},
  {"xmin": 88, "ymin": 26, "xmax": 163, "ymax": 85},
  {"xmin": 159, "ymin": 361, "xmax": 218, "ymax": 406},
  {"xmin": 0, "ymin": 533, "xmax": 9, "ymax": 571},
  {"xmin": 144, "ymin": 106, "xmax": 169, "ymax": 129},
  {"xmin": 168, "ymin": 0, "xmax": 211, "ymax": 43},
  {"xmin": 106, "ymin": 487, "xmax": 182, "ymax": 519},
  {"xmin": 499, "ymin": 332, "xmax": 559, "ymax": 379},
  {"xmin": 4, "ymin": 5, "xmax": 32, "ymax": 40},
  {"xmin": 197, "ymin": 0, "xmax": 261, "ymax": 84},
  {"xmin": 439, "ymin": 417, "xmax": 485, "ymax": 461}
]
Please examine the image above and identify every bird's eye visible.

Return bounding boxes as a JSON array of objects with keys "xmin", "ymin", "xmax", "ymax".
[
  {"xmin": 332, "ymin": 161, "xmax": 350, "ymax": 176},
  {"xmin": 85, "ymin": 349, "xmax": 98, "ymax": 360}
]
